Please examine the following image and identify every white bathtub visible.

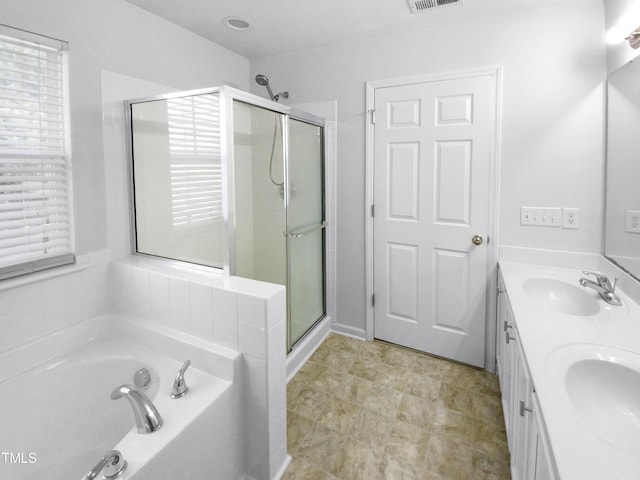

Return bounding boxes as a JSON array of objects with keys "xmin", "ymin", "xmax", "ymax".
[{"xmin": 0, "ymin": 314, "xmax": 244, "ymax": 480}]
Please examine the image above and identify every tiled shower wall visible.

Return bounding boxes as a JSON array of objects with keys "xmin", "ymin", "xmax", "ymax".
[{"xmin": 109, "ymin": 256, "xmax": 288, "ymax": 480}]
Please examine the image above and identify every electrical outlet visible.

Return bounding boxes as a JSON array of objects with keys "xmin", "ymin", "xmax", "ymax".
[
  {"xmin": 520, "ymin": 207, "xmax": 562, "ymax": 227},
  {"xmin": 562, "ymin": 208, "xmax": 580, "ymax": 229},
  {"xmin": 625, "ymin": 210, "xmax": 640, "ymax": 233}
]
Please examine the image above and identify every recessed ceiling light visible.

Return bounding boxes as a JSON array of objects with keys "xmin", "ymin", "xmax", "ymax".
[{"xmin": 224, "ymin": 17, "xmax": 250, "ymax": 31}]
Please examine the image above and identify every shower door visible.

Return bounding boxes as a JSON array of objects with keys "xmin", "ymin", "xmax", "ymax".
[{"xmin": 286, "ymin": 118, "xmax": 326, "ymax": 349}]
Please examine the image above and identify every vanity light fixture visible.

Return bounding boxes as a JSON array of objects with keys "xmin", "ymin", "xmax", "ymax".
[{"xmin": 626, "ymin": 25, "xmax": 640, "ymax": 49}]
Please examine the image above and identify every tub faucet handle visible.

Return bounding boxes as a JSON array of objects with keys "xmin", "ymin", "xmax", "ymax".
[
  {"xmin": 171, "ymin": 360, "xmax": 191, "ymax": 399},
  {"xmin": 86, "ymin": 449, "xmax": 127, "ymax": 480}
]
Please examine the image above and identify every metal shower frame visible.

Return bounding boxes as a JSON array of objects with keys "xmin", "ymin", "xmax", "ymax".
[{"xmin": 124, "ymin": 85, "xmax": 327, "ymax": 351}]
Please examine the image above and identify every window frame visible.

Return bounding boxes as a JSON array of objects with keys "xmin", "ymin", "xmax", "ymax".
[{"xmin": 0, "ymin": 24, "xmax": 75, "ymax": 280}]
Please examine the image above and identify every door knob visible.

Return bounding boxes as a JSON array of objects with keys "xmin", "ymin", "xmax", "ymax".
[{"xmin": 472, "ymin": 235, "xmax": 484, "ymax": 246}]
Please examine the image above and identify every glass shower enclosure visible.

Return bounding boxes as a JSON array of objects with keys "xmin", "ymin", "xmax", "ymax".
[{"xmin": 127, "ymin": 87, "xmax": 326, "ymax": 352}]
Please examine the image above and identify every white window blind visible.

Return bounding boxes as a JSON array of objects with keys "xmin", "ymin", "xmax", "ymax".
[
  {"xmin": 167, "ymin": 94, "xmax": 222, "ymax": 227},
  {"xmin": 0, "ymin": 28, "xmax": 74, "ymax": 279}
]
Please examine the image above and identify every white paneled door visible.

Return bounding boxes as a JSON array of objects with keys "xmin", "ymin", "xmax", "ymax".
[{"xmin": 372, "ymin": 74, "xmax": 496, "ymax": 367}]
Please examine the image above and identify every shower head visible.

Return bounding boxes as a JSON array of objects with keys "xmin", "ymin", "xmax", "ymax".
[
  {"xmin": 254, "ymin": 74, "xmax": 288, "ymax": 102},
  {"xmin": 255, "ymin": 74, "xmax": 275, "ymax": 101},
  {"xmin": 255, "ymin": 74, "xmax": 269, "ymax": 86}
]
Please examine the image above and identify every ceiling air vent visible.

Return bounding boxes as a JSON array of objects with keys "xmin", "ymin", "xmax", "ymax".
[{"xmin": 407, "ymin": 0, "xmax": 462, "ymax": 13}]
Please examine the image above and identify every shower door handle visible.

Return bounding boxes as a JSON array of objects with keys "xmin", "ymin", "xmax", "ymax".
[{"xmin": 284, "ymin": 222, "xmax": 326, "ymax": 238}]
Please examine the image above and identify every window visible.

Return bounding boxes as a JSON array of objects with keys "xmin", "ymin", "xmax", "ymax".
[{"xmin": 0, "ymin": 26, "xmax": 74, "ymax": 279}]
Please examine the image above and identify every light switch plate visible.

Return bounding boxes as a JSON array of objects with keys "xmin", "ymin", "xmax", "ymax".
[{"xmin": 521, "ymin": 207, "xmax": 562, "ymax": 227}]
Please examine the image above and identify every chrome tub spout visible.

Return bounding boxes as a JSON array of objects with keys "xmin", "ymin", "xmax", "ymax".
[{"xmin": 111, "ymin": 384, "xmax": 163, "ymax": 434}]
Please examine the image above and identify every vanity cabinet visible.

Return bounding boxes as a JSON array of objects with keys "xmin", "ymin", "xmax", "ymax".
[{"xmin": 497, "ymin": 269, "xmax": 557, "ymax": 480}]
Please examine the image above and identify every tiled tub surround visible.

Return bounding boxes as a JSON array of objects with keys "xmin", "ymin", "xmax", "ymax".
[
  {"xmin": 285, "ymin": 333, "xmax": 510, "ymax": 479},
  {"xmin": 499, "ymin": 261, "xmax": 640, "ymax": 480},
  {"xmin": 0, "ymin": 250, "xmax": 110, "ymax": 353},
  {"xmin": 109, "ymin": 256, "xmax": 288, "ymax": 480}
]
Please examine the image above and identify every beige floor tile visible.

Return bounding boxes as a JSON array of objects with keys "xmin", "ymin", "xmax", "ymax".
[
  {"xmin": 385, "ymin": 420, "xmax": 431, "ymax": 475},
  {"xmin": 405, "ymin": 372, "xmax": 442, "ymax": 402},
  {"xmin": 471, "ymin": 418, "xmax": 510, "ymax": 458},
  {"xmin": 350, "ymin": 407, "xmax": 394, "ymax": 454},
  {"xmin": 439, "ymin": 382, "xmax": 475, "ymax": 416},
  {"xmin": 317, "ymin": 396, "xmax": 362, "ymax": 434},
  {"xmin": 349, "ymin": 356, "xmax": 381, "ymax": 382},
  {"xmin": 431, "ymin": 405, "xmax": 475, "ymax": 445},
  {"xmin": 471, "ymin": 450, "xmax": 512, "ymax": 480},
  {"xmin": 284, "ymin": 333, "xmax": 510, "ymax": 480},
  {"xmin": 472, "ymin": 391, "xmax": 505, "ymax": 427},
  {"xmin": 322, "ymin": 348, "xmax": 358, "ymax": 373},
  {"xmin": 287, "ymin": 410, "xmax": 315, "ymax": 454},
  {"xmin": 330, "ymin": 437, "xmax": 384, "ymax": 480},
  {"xmin": 375, "ymin": 362, "xmax": 412, "ymax": 392},
  {"xmin": 282, "ymin": 457, "xmax": 339, "ymax": 480},
  {"xmin": 424, "ymin": 434, "xmax": 474, "ymax": 480},
  {"xmin": 396, "ymin": 393, "xmax": 437, "ymax": 429},
  {"xmin": 331, "ymin": 373, "xmax": 374, "ymax": 405},
  {"xmin": 289, "ymin": 385, "xmax": 329, "ymax": 421},
  {"xmin": 379, "ymin": 451, "xmax": 423, "ymax": 480},
  {"xmin": 294, "ymin": 421, "xmax": 346, "ymax": 472},
  {"xmin": 310, "ymin": 367, "xmax": 351, "ymax": 393},
  {"xmin": 323, "ymin": 333, "xmax": 365, "ymax": 356},
  {"xmin": 364, "ymin": 383, "xmax": 404, "ymax": 418}
]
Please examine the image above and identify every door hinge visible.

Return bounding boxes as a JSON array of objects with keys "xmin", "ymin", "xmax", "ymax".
[
  {"xmin": 371, "ymin": 204, "xmax": 375, "ymax": 217},
  {"xmin": 368, "ymin": 109, "xmax": 376, "ymax": 124},
  {"xmin": 371, "ymin": 294, "xmax": 375, "ymax": 307}
]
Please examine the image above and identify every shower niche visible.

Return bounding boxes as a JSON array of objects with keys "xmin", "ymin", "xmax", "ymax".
[{"xmin": 127, "ymin": 86, "xmax": 326, "ymax": 351}]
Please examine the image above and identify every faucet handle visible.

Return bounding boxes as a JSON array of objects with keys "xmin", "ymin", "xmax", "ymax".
[
  {"xmin": 171, "ymin": 360, "xmax": 191, "ymax": 399},
  {"xmin": 582, "ymin": 270, "xmax": 608, "ymax": 284},
  {"xmin": 86, "ymin": 450, "xmax": 127, "ymax": 480},
  {"xmin": 582, "ymin": 270, "xmax": 616, "ymax": 291}
]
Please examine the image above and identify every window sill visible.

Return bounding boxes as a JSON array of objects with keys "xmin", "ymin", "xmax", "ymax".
[{"xmin": 0, "ymin": 257, "xmax": 93, "ymax": 293}]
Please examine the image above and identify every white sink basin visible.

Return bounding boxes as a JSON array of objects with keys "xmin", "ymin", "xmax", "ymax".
[
  {"xmin": 548, "ymin": 344, "xmax": 640, "ymax": 452},
  {"xmin": 522, "ymin": 277, "xmax": 600, "ymax": 316}
]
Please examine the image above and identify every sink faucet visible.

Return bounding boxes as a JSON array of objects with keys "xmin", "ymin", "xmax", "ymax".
[
  {"xmin": 579, "ymin": 271, "xmax": 622, "ymax": 306},
  {"xmin": 111, "ymin": 384, "xmax": 163, "ymax": 434},
  {"xmin": 86, "ymin": 449, "xmax": 127, "ymax": 480}
]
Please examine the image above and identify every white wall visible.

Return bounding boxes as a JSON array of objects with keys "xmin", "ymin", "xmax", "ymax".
[
  {"xmin": 250, "ymin": 2, "xmax": 607, "ymax": 335},
  {"xmin": 3, "ymin": 0, "xmax": 249, "ymax": 255},
  {"xmin": 604, "ymin": 0, "xmax": 640, "ymax": 73},
  {"xmin": 0, "ymin": 0, "xmax": 248, "ymax": 352}
]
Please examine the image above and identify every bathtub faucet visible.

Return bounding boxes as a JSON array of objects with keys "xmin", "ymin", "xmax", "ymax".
[
  {"xmin": 86, "ymin": 449, "xmax": 127, "ymax": 480},
  {"xmin": 111, "ymin": 384, "xmax": 163, "ymax": 434},
  {"xmin": 171, "ymin": 359, "xmax": 191, "ymax": 399}
]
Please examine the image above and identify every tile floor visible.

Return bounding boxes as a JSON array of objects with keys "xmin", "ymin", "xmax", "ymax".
[{"xmin": 283, "ymin": 333, "xmax": 511, "ymax": 480}]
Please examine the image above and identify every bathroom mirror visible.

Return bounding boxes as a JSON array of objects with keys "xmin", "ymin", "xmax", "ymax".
[
  {"xmin": 129, "ymin": 92, "xmax": 225, "ymax": 268},
  {"xmin": 604, "ymin": 58, "xmax": 640, "ymax": 280}
]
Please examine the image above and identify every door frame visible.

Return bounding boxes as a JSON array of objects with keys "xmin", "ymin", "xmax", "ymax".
[{"xmin": 364, "ymin": 66, "xmax": 503, "ymax": 371}]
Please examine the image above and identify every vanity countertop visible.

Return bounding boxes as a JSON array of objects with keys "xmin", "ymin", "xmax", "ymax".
[{"xmin": 499, "ymin": 261, "xmax": 640, "ymax": 480}]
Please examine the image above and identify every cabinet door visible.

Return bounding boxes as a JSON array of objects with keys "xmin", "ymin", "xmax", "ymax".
[
  {"xmin": 511, "ymin": 333, "xmax": 535, "ymax": 480},
  {"xmin": 496, "ymin": 273, "xmax": 507, "ymax": 381},
  {"xmin": 497, "ymin": 274, "xmax": 517, "ymax": 450},
  {"xmin": 531, "ymin": 394, "xmax": 557, "ymax": 480}
]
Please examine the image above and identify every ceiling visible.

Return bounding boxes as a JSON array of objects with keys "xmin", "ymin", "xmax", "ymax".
[{"xmin": 125, "ymin": 0, "xmax": 595, "ymax": 59}]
